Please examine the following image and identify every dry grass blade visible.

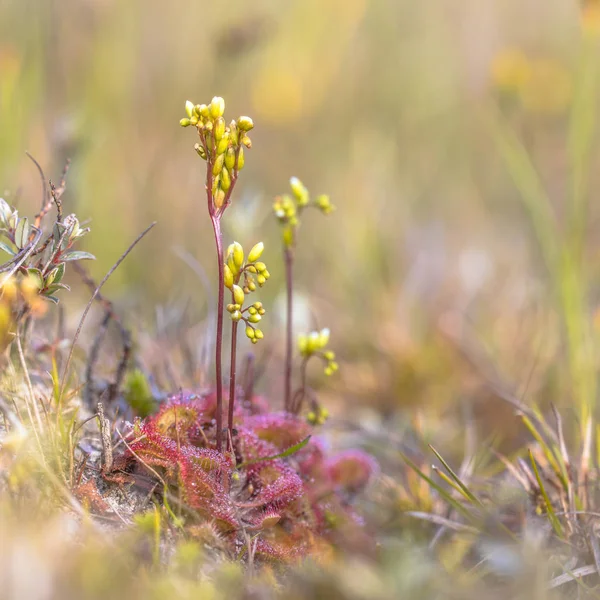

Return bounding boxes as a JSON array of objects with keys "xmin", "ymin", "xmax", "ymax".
[
  {"xmin": 405, "ymin": 511, "xmax": 478, "ymax": 534},
  {"xmin": 549, "ymin": 564, "xmax": 598, "ymax": 589}
]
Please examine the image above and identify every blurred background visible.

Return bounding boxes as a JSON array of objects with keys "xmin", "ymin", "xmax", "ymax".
[{"xmin": 1, "ymin": 0, "xmax": 599, "ymax": 449}]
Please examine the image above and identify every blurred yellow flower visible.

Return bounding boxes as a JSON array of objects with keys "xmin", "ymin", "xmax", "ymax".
[
  {"xmin": 490, "ymin": 49, "xmax": 531, "ymax": 94},
  {"xmin": 582, "ymin": 3, "xmax": 600, "ymax": 37},
  {"xmin": 518, "ymin": 58, "xmax": 571, "ymax": 115},
  {"xmin": 491, "ymin": 49, "xmax": 571, "ymax": 115}
]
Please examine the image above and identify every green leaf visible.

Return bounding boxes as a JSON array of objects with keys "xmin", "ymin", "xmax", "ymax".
[
  {"xmin": 61, "ymin": 250, "xmax": 96, "ymax": 262},
  {"xmin": 529, "ymin": 449, "xmax": 564, "ymax": 539},
  {"xmin": 15, "ymin": 217, "xmax": 29, "ymax": 249},
  {"xmin": 26, "ymin": 268, "xmax": 44, "ymax": 289},
  {"xmin": 0, "ymin": 241, "xmax": 15, "ymax": 256},
  {"xmin": 429, "ymin": 445, "xmax": 484, "ymax": 507}
]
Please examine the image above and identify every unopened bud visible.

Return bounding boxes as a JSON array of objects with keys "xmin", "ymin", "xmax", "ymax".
[
  {"xmin": 231, "ymin": 310, "xmax": 242, "ymax": 322},
  {"xmin": 213, "ymin": 153, "xmax": 225, "ymax": 175},
  {"xmin": 232, "ymin": 284, "xmax": 245, "ymax": 306},
  {"xmin": 245, "ymin": 326, "xmax": 255, "ymax": 339},
  {"xmin": 237, "ymin": 116, "xmax": 254, "ymax": 131},
  {"xmin": 223, "ymin": 265, "xmax": 234, "ymax": 289},
  {"xmin": 225, "ymin": 147, "xmax": 236, "ymax": 171},
  {"xmin": 216, "ymin": 134, "xmax": 229, "ymax": 155},
  {"xmin": 180, "ymin": 118, "xmax": 191, "ymax": 127},
  {"xmin": 185, "ymin": 100, "xmax": 194, "ymax": 118},
  {"xmin": 209, "ymin": 96, "xmax": 225, "ymax": 119},
  {"xmin": 214, "ymin": 188, "xmax": 226, "ymax": 209},
  {"xmin": 254, "ymin": 329, "xmax": 264, "ymax": 340},
  {"xmin": 194, "ymin": 143, "xmax": 207, "ymax": 160},
  {"xmin": 231, "ymin": 242, "xmax": 244, "ymax": 269},
  {"xmin": 241, "ymin": 135, "xmax": 252, "ymax": 148},
  {"xmin": 221, "ymin": 167, "xmax": 231, "ymax": 191},
  {"xmin": 248, "ymin": 313, "xmax": 261, "ymax": 324},
  {"xmin": 214, "ymin": 117, "xmax": 226, "ymax": 141},
  {"xmin": 248, "ymin": 242, "xmax": 264, "ymax": 263},
  {"xmin": 237, "ymin": 146, "xmax": 245, "ymax": 170}
]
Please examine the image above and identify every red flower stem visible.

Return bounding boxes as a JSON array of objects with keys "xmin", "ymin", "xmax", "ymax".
[
  {"xmin": 210, "ymin": 213, "xmax": 224, "ymax": 452},
  {"xmin": 227, "ymin": 319, "xmax": 239, "ymax": 450}
]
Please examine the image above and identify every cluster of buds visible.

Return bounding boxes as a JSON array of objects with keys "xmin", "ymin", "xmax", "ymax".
[
  {"xmin": 180, "ymin": 97, "xmax": 254, "ymax": 212},
  {"xmin": 298, "ymin": 328, "xmax": 339, "ymax": 376},
  {"xmin": 223, "ymin": 241, "xmax": 270, "ymax": 344},
  {"xmin": 273, "ymin": 177, "xmax": 335, "ymax": 247},
  {"xmin": 307, "ymin": 405, "xmax": 329, "ymax": 426}
]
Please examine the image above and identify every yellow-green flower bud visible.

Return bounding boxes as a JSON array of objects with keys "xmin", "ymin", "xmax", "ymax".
[
  {"xmin": 246, "ymin": 265, "xmax": 257, "ymax": 274},
  {"xmin": 180, "ymin": 118, "xmax": 191, "ymax": 127},
  {"xmin": 308, "ymin": 331, "xmax": 320, "ymax": 352},
  {"xmin": 258, "ymin": 308, "xmax": 265, "ymax": 315},
  {"xmin": 329, "ymin": 361, "xmax": 339, "ymax": 372},
  {"xmin": 185, "ymin": 100, "xmax": 194, "ymax": 118},
  {"xmin": 248, "ymin": 307, "xmax": 257, "ymax": 315},
  {"xmin": 221, "ymin": 167, "xmax": 231, "ymax": 191},
  {"xmin": 283, "ymin": 226, "xmax": 294, "ymax": 248},
  {"xmin": 229, "ymin": 120, "xmax": 239, "ymax": 145},
  {"xmin": 212, "ymin": 175, "xmax": 221, "ymax": 197},
  {"xmin": 251, "ymin": 338, "xmax": 258, "ymax": 344},
  {"xmin": 245, "ymin": 326, "xmax": 255, "ymax": 339},
  {"xmin": 238, "ymin": 116, "xmax": 254, "ymax": 131},
  {"xmin": 225, "ymin": 147, "xmax": 236, "ymax": 171},
  {"xmin": 254, "ymin": 329, "xmax": 264, "ymax": 340},
  {"xmin": 214, "ymin": 117, "xmax": 226, "ymax": 141},
  {"xmin": 318, "ymin": 328, "xmax": 330, "ymax": 347},
  {"xmin": 223, "ymin": 264, "xmax": 234, "ymax": 289},
  {"xmin": 316, "ymin": 194, "xmax": 334, "ymax": 214},
  {"xmin": 213, "ymin": 153, "xmax": 225, "ymax": 175},
  {"xmin": 248, "ymin": 281, "xmax": 256, "ymax": 292},
  {"xmin": 290, "ymin": 176, "xmax": 306, "ymax": 199},
  {"xmin": 324, "ymin": 366, "xmax": 333, "ymax": 376},
  {"xmin": 253, "ymin": 302, "xmax": 262, "ymax": 309},
  {"xmin": 226, "ymin": 303, "xmax": 236, "ymax": 312},
  {"xmin": 323, "ymin": 350, "xmax": 335, "ymax": 361},
  {"xmin": 227, "ymin": 253, "xmax": 238, "ymax": 276},
  {"xmin": 248, "ymin": 313, "xmax": 261, "ymax": 324},
  {"xmin": 190, "ymin": 115, "xmax": 199, "ymax": 126},
  {"xmin": 232, "ymin": 284, "xmax": 245, "ymax": 305},
  {"xmin": 231, "ymin": 310, "xmax": 242, "ymax": 322},
  {"xmin": 210, "ymin": 96, "xmax": 225, "ymax": 119},
  {"xmin": 216, "ymin": 134, "xmax": 229, "ymax": 155},
  {"xmin": 194, "ymin": 104, "xmax": 203, "ymax": 117},
  {"xmin": 262, "ymin": 269, "xmax": 270, "ymax": 280},
  {"xmin": 248, "ymin": 242, "xmax": 264, "ymax": 263},
  {"xmin": 307, "ymin": 411, "xmax": 317, "ymax": 424},
  {"xmin": 255, "ymin": 262, "xmax": 266, "ymax": 273},
  {"xmin": 241, "ymin": 135, "xmax": 252, "ymax": 148},
  {"xmin": 199, "ymin": 104, "xmax": 209, "ymax": 118},
  {"xmin": 231, "ymin": 242, "xmax": 244, "ymax": 270},
  {"xmin": 194, "ymin": 143, "xmax": 207, "ymax": 160},
  {"xmin": 214, "ymin": 188, "xmax": 225, "ymax": 209},
  {"xmin": 257, "ymin": 274, "xmax": 266, "ymax": 286},
  {"xmin": 237, "ymin": 147, "xmax": 245, "ymax": 170}
]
